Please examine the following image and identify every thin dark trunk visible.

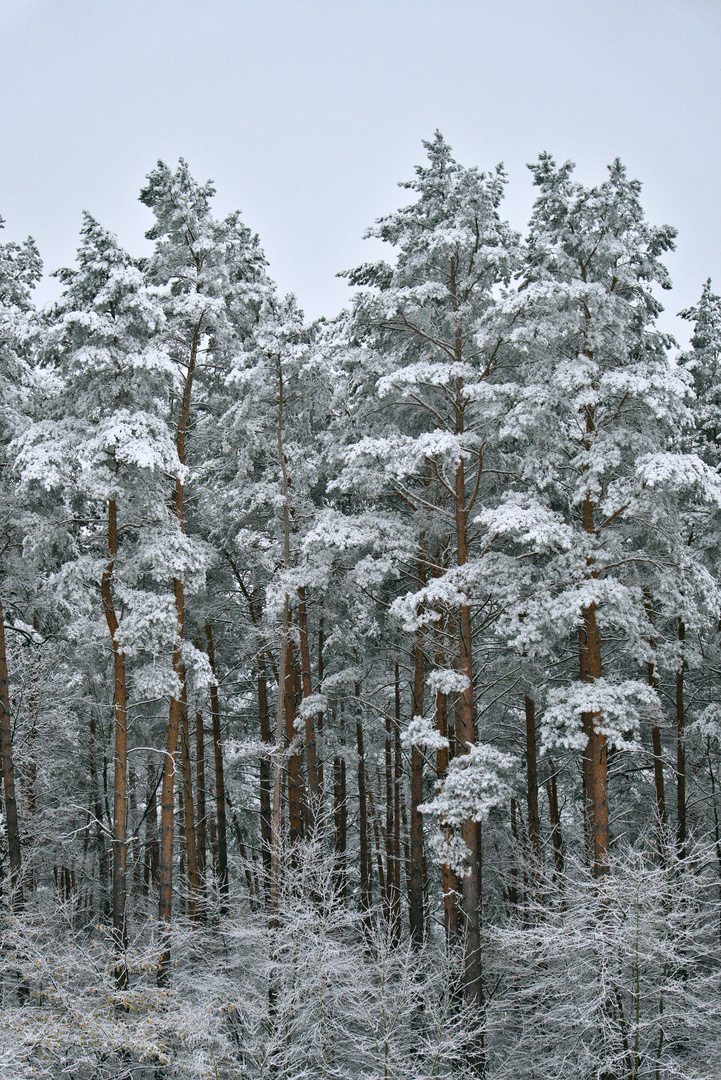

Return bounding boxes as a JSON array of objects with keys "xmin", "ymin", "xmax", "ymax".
[
  {"xmin": 284, "ymin": 643, "xmax": 303, "ymax": 846},
  {"xmin": 333, "ymin": 754, "xmax": 347, "ymax": 900},
  {"xmin": 677, "ymin": 619, "xmax": 687, "ymax": 858},
  {"xmin": 0, "ymin": 596, "xmax": 22, "ymax": 912},
  {"xmin": 145, "ymin": 753, "xmax": 159, "ymax": 893},
  {"xmin": 297, "ymin": 586, "xmax": 321, "ymax": 825},
  {"xmin": 195, "ymin": 708, "xmax": 206, "ymax": 907},
  {"xmin": 257, "ymin": 648, "xmax": 273, "ymax": 899},
  {"xmin": 524, "ymin": 695, "xmax": 541, "ymax": 871},
  {"xmin": 409, "ymin": 582, "xmax": 425, "ymax": 946},
  {"xmin": 357, "ymin": 715, "xmax": 372, "ymax": 920},
  {"xmin": 179, "ymin": 687, "xmax": 199, "ymax": 922},
  {"xmin": 646, "ymin": 658, "xmax": 667, "ymax": 832},
  {"xmin": 546, "ymin": 763, "xmax": 564, "ymax": 879},
  {"xmin": 205, "ymin": 623, "xmax": 229, "ymax": 913},
  {"xmin": 101, "ymin": 498, "xmax": 128, "ymax": 988}
]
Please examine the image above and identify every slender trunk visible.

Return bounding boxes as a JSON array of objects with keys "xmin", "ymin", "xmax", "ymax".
[
  {"xmin": 333, "ymin": 753, "xmax": 347, "ymax": 900},
  {"xmin": 508, "ymin": 798, "xmax": 520, "ymax": 910},
  {"xmin": 270, "ymin": 348, "xmax": 293, "ymax": 928},
  {"xmin": 524, "ymin": 695, "xmax": 541, "ymax": 870},
  {"xmin": 145, "ymin": 753, "xmax": 159, "ymax": 893},
  {"xmin": 0, "ymin": 596, "xmax": 22, "ymax": 911},
  {"xmin": 546, "ymin": 763, "xmax": 564, "ymax": 879},
  {"xmin": 257, "ymin": 648, "xmax": 273, "ymax": 900},
  {"xmin": 317, "ymin": 617, "xmax": 325, "ymax": 795},
  {"xmin": 366, "ymin": 776, "xmax": 386, "ymax": 898},
  {"xmin": 158, "ymin": 320, "xmax": 200, "ymax": 982},
  {"xmin": 158, "ymin": 630, "xmax": 182, "ymax": 985},
  {"xmin": 205, "ymin": 623, "xmax": 229, "ymax": 913},
  {"xmin": 455, "ymin": 447, "xmax": 483, "ymax": 1006},
  {"xmin": 434, "ymin": 613, "xmax": 459, "ymax": 942},
  {"xmin": 179, "ymin": 687, "xmax": 199, "ymax": 922},
  {"xmin": 677, "ymin": 619, "xmax": 687, "ymax": 858},
  {"xmin": 409, "ymin": 573, "xmax": 426, "ymax": 946},
  {"xmin": 195, "ymin": 707, "xmax": 206, "ymax": 906},
  {"xmin": 580, "ymin": 489, "xmax": 608, "ymax": 877},
  {"xmin": 646, "ymin": 659, "xmax": 667, "ymax": 832},
  {"xmin": 393, "ymin": 672, "xmax": 403, "ymax": 938},
  {"xmin": 284, "ymin": 643, "xmax": 304, "ymax": 846},
  {"xmin": 297, "ymin": 586, "xmax": 320, "ymax": 824},
  {"xmin": 270, "ymin": 599, "xmax": 289, "ymax": 924},
  {"xmin": 100, "ymin": 498, "xmax": 128, "ymax": 988},
  {"xmin": 384, "ymin": 708, "xmax": 400, "ymax": 941},
  {"xmin": 357, "ymin": 715, "xmax": 372, "ymax": 920}
]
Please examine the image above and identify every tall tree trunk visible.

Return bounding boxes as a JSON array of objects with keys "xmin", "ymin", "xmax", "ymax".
[
  {"xmin": 333, "ymin": 753, "xmax": 347, "ymax": 901},
  {"xmin": 677, "ymin": 618, "xmax": 687, "ymax": 858},
  {"xmin": 195, "ymin": 706, "xmax": 206, "ymax": 909},
  {"xmin": 284, "ymin": 643, "xmax": 304, "ymax": 846},
  {"xmin": 455, "ymin": 449, "xmax": 483, "ymax": 1007},
  {"xmin": 270, "ymin": 598, "xmax": 289, "ymax": 925},
  {"xmin": 434, "ymin": 614, "xmax": 459, "ymax": 942},
  {"xmin": 0, "ymin": 595, "xmax": 22, "ymax": 911},
  {"xmin": 297, "ymin": 586, "xmax": 321, "ymax": 825},
  {"xmin": 158, "ymin": 635, "xmax": 183, "ymax": 985},
  {"xmin": 524, "ymin": 695, "xmax": 541, "ymax": 871},
  {"xmin": 179, "ymin": 685, "xmax": 199, "ymax": 922},
  {"xmin": 384, "ymin": 706, "xmax": 400, "ymax": 942},
  {"xmin": 409, "ymin": 571, "xmax": 426, "ymax": 946},
  {"xmin": 317, "ymin": 617, "xmax": 325, "ymax": 796},
  {"xmin": 256, "ymin": 648, "xmax": 273, "ymax": 901},
  {"xmin": 205, "ymin": 623, "xmax": 229, "ymax": 914},
  {"xmin": 357, "ymin": 714, "xmax": 372, "ymax": 921},
  {"xmin": 101, "ymin": 498, "xmax": 128, "ymax": 988},
  {"xmin": 145, "ymin": 753, "xmax": 159, "ymax": 894},
  {"xmin": 646, "ymin": 657, "xmax": 667, "ymax": 833},
  {"xmin": 393, "ymin": 672, "xmax": 403, "ymax": 939},
  {"xmin": 545, "ymin": 763, "xmax": 564, "ymax": 880},
  {"xmin": 158, "ymin": 317, "xmax": 200, "ymax": 983},
  {"xmin": 580, "ymin": 488, "xmax": 609, "ymax": 877}
]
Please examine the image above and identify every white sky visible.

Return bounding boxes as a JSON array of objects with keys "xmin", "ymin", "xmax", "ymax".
[{"xmin": 1, "ymin": 0, "xmax": 720, "ymax": 344}]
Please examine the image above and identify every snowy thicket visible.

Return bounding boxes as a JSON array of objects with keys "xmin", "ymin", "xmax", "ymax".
[{"xmin": 1, "ymin": 139, "xmax": 721, "ymax": 1078}]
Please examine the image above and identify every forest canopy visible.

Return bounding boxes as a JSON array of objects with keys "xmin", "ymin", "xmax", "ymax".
[{"xmin": 1, "ymin": 134, "xmax": 721, "ymax": 1079}]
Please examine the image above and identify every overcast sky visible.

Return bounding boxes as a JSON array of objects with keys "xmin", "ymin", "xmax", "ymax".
[{"xmin": 1, "ymin": 0, "xmax": 720, "ymax": 344}]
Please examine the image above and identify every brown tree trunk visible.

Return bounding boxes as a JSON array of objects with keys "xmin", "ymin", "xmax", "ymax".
[
  {"xmin": 158, "ymin": 633, "xmax": 182, "ymax": 984},
  {"xmin": 580, "ymin": 490, "xmax": 608, "ymax": 877},
  {"xmin": 409, "ymin": 586, "xmax": 425, "ymax": 946},
  {"xmin": 393, "ymin": 674, "xmax": 403, "ymax": 937},
  {"xmin": 256, "ymin": 648, "xmax": 273, "ymax": 901},
  {"xmin": 100, "ymin": 498, "xmax": 128, "ymax": 988},
  {"xmin": 455, "ymin": 448, "xmax": 483, "ymax": 1007},
  {"xmin": 524, "ymin": 695, "xmax": 541, "ymax": 870},
  {"xmin": 205, "ymin": 623, "xmax": 229, "ymax": 913},
  {"xmin": 158, "ymin": 318, "xmax": 200, "ymax": 982},
  {"xmin": 145, "ymin": 753, "xmax": 159, "ymax": 893},
  {"xmin": 333, "ymin": 753, "xmax": 347, "ymax": 901},
  {"xmin": 0, "ymin": 595, "xmax": 22, "ymax": 911},
  {"xmin": 270, "ymin": 597, "xmax": 289, "ymax": 925},
  {"xmin": 297, "ymin": 586, "xmax": 321, "ymax": 825},
  {"xmin": 384, "ymin": 706, "xmax": 400, "ymax": 942},
  {"xmin": 179, "ymin": 687, "xmax": 199, "ymax": 922},
  {"xmin": 677, "ymin": 618, "xmax": 687, "ymax": 858},
  {"xmin": 317, "ymin": 617, "xmax": 325, "ymax": 795},
  {"xmin": 357, "ymin": 715, "xmax": 372, "ymax": 921},
  {"xmin": 284, "ymin": 643, "xmax": 304, "ymax": 846},
  {"xmin": 646, "ymin": 658, "xmax": 667, "ymax": 832},
  {"xmin": 366, "ymin": 777, "xmax": 386, "ymax": 899},
  {"xmin": 545, "ymin": 763, "xmax": 564, "ymax": 880},
  {"xmin": 195, "ymin": 707, "xmax": 206, "ymax": 907}
]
